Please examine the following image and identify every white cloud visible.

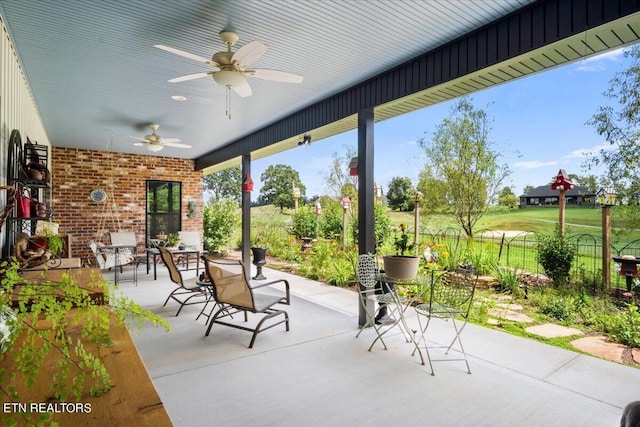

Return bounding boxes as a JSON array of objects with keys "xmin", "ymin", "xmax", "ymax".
[
  {"xmin": 586, "ymin": 48, "xmax": 624, "ymax": 62},
  {"xmin": 574, "ymin": 63, "xmax": 605, "ymax": 73},
  {"xmin": 513, "ymin": 160, "xmax": 558, "ymax": 169},
  {"xmin": 561, "ymin": 143, "xmax": 611, "ymax": 159},
  {"xmin": 574, "ymin": 47, "xmax": 624, "ymax": 72}
]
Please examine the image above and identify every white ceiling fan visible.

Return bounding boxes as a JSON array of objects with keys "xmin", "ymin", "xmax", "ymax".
[
  {"xmin": 131, "ymin": 124, "xmax": 191, "ymax": 153},
  {"xmin": 154, "ymin": 31, "xmax": 303, "ymax": 118}
]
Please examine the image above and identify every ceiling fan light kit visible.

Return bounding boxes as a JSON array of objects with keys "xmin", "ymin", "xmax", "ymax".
[
  {"xmin": 212, "ymin": 69, "xmax": 247, "ymax": 88},
  {"xmin": 145, "ymin": 144, "xmax": 164, "ymax": 152},
  {"xmin": 155, "ymin": 30, "xmax": 303, "ymax": 119}
]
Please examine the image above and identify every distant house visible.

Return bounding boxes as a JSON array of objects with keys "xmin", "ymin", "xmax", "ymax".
[{"xmin": 519, "ymin": 185, "xmax": 595, "ymax": 208}]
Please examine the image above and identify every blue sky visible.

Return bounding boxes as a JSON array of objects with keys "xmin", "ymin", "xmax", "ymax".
[{"xmin": 251, "ymin": 46, "xmax": 633, "ymax": 199}]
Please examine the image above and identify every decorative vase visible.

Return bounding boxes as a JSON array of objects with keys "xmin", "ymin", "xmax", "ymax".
[
  {"xmin": 382, "ymin": 255, "xmax": 420, "ymax": 281},
  {"xmin": 300, "ymin": 237, "xmax": 313, "ymax": 253},
  {"xmin": 251, "ymin": 246, "xmax": 268, "ymax": 280}
]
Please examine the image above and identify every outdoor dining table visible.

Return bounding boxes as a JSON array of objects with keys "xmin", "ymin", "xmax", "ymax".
[{"xmin": 369, "ymin": 273, "xmax": 441, "ymax": 366}]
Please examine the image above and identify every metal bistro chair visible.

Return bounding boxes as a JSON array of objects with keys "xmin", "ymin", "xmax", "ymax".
[
  {"xmin": 355, "ymin": 254, "xmax": 408, "ymax": 351},
  {"xmin": 412, "ymin": 268, "xmax": 478, "ymax": 375},
  {"xmin": 159, "ymin": 247, "xmax": 208, "ymax": 316},
  {"xmin": 201, "ymin": 256, "xmax": 290, "ymax": 348}
]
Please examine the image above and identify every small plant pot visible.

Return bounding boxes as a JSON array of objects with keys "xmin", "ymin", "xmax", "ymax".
[{"xmin": 383, "ymin": 255, "xmax": 420, "ymax": 281}]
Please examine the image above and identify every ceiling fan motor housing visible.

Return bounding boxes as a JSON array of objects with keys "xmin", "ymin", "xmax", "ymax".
[{"xmin": 212, "ymin": 51, "xmax": 233, "ymax": 66}]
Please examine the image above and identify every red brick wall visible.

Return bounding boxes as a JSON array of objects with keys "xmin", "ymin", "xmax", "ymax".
[{"xmin": 52, "ymin": 147, "xmax": 203, "ymax": 266}]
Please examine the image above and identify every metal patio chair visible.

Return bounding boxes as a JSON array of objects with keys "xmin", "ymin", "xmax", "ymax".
[
  {"xmin": 355, "ymin": 253, "xmax": 409, "ymax": 351},
  {"xmin": 201, "ymin": 256, "xmax": 290, "ymax": 348},
  {"xmin": 159, "ymin": 247, "xmax": 208, "ymax": 316},
  {"xmin": 412, "ymin": 268, "xmax": 478, "ymax": 375}
]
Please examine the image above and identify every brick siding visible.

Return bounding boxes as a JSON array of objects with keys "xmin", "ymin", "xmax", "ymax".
[{"xmin": 52, "ymin": 147, "xmax": 203, "ymax": 267}]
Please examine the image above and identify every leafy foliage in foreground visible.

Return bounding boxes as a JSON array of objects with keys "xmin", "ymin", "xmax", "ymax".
[{"xmin": 0, "ymin": 261, "xmax": 170, "ymax": 425}]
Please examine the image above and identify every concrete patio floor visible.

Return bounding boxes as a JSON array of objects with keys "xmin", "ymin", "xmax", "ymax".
[{"xmin": 111, "ymin": 261, "xmax": 640, "ymax": 426}]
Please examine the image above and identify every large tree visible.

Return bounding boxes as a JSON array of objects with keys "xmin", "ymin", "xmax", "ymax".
[
  {"xmin": 258, "ymin": 164, "xmax": 306, "ymax": 210},
  {"xmin": 587, "ymin": 46, "xmax": 640, "ymax": 226},
  {"xmin": 387, "ymin": 176, "xmax": 415, "ymax": 211},
  {"xmin": 203, "ymin": 166, "xmax": 242, "ymax": 202},
  {"xmin": 417, "ymin": 170, "xmax": 448, "ymax": 212},
  {"xmin": 418, "ymin": 98, "xmax": 509, "ymax": 237},
  {"xmin": 497, "ymin": 186, "xmax": 519, "ymax": 209}
]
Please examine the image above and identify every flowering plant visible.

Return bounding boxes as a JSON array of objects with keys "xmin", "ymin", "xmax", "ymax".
[{"xmin": 393, "ymin": 224, "xmax": 414, "ymax": 256}]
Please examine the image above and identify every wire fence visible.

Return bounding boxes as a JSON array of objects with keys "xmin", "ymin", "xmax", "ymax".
[{"xmin": 418, "ymin": 227, "xmax": 640, "ymax": 291}]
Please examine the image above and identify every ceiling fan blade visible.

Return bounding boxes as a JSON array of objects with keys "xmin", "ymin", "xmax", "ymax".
[
  {"xmin": 168, "ymin": 72, "xmax": 213, "ymax": 83},
  {"xmin": 231, "ymin": 40, "xmax": 267, "ymax": 66},
  {"xmin": 154, "ymin": 44, "xmax": 212, "ymax": 65},
  {"xmin": 130, "ymin": 136, "xmax": 146, "ymax": 142},
  {"xmin": 160, "ymin": 138, "xmax": 182, "ymax": 144},
  {"xmin": 133, "ymin": 142, "xmax": 145, "ymax": 147},
  {"xmin": 160, "ymin": 141, "xmax": 192, "ymax": 149},
  {"xmin": 245, "ymin": 68, "xmax": 303, "ymax": 83},
  {"xmin": 231, "ymin": 79, "xmax": 252, "ymax": 97}
]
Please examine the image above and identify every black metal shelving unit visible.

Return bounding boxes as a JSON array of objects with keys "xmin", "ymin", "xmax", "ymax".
[{"xmin": 4, "ymin": 130, "xmax": 52, "ymax": 259}]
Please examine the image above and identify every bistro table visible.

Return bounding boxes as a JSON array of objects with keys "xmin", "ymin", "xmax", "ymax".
[
  {"xmin": 368, "ymin": 272, "xmax": 442, "ymax": 366},
  {"xmin": 146, "ymin": 247, "xmax": 201, "ymax": 280}
]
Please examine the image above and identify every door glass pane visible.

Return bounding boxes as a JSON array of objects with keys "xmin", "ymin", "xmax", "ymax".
[{"xmin": 146, "ymin": 180, "xmax": 181, "ymax": 244}]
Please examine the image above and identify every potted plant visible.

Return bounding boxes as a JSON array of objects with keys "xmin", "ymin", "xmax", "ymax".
[
  {"xmin": 383, "ymin": 224, "xmax": 420, "ymax": 280},
  {"xmin": 164, "ymin": 232, "xmax": 180, "ymax": 249},
  {"xmin": 41, "ymin": 227, "xmax": 65, "ymax": 256}
]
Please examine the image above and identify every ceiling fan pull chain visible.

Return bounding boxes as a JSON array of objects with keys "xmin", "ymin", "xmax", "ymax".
[{"xmin": 226, "ymin": 87, "xmax": 232, "ymax": 120}]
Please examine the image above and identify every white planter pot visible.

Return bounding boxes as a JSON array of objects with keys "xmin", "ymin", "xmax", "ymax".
[{"xmin": 383, "ymin": 255, "xmax": 420, "ymax": 280}]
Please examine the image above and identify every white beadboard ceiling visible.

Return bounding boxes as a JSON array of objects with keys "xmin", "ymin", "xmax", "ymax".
[{"xmin": 0, "ymin": 0, "xmax": 637, "ymax": 168}]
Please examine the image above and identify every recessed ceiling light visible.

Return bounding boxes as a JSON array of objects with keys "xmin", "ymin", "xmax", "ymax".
[{"xmin": 171, "ymin": 95, "xmax": 187, "ymax": 101}]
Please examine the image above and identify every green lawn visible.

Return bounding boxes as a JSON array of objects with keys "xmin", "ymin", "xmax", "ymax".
[
  {"xmin": 387, "ymin": 206, "xmax": 640, "ymax": 245},
  {"xmin": 250, "ymin": 204, "xmax": 640, "ymax": 242}
]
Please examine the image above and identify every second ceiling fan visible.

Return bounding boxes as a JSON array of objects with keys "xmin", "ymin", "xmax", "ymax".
[
  {"xmin": 155, "ymin": 31, "xmax": 303, "ymax": 117},
  {"xmin": 131, "ymin": 124, "xmax": 191, "ymax": 153}
]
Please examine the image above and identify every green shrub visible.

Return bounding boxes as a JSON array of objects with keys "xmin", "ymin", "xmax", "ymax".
[
  {"xmin": 319, "ymin": 200, "xmax": 344, "ymax": 239},
  {"xmin": 374, "ymin": 203, "xmax": 391, "ymax": 248},
  {"xmin": 291, "ymin": 206, "xmax": 317, "ymax": 239},
  {"xmin": 540, "ymin": 296, "xmax": 576, "ymax": 322},
  {"xmin": 536, "ymin": 228, "xmax": 576, "ymax": 287},
  {"xmin": 265, "ymin": 235, "xmax": 304, "ymax": 263},
  {"xmin": 350, "ymin": 202, "xmax": 390, "ymax": 249},
  {"xmin": 464, "ymin": 246, "xmax": 495, "ymax": 275},
  {"xmin": 434, "ymin": 240, "xmax": 464, "ymax": 271},
  {"xmin": 203, "ymin": 199, "xmax": 240, "ymax": 253},
  {"xmin": 492, "ymin": 263, "xmax": 523, "ymax": 298},
  {"xmin": 325, "ymin": 256, "xmax": 355, "ymax": 287},
  {"xmin": 600, "ymin": 303, "xmax": 640, "ymax": 348}
]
